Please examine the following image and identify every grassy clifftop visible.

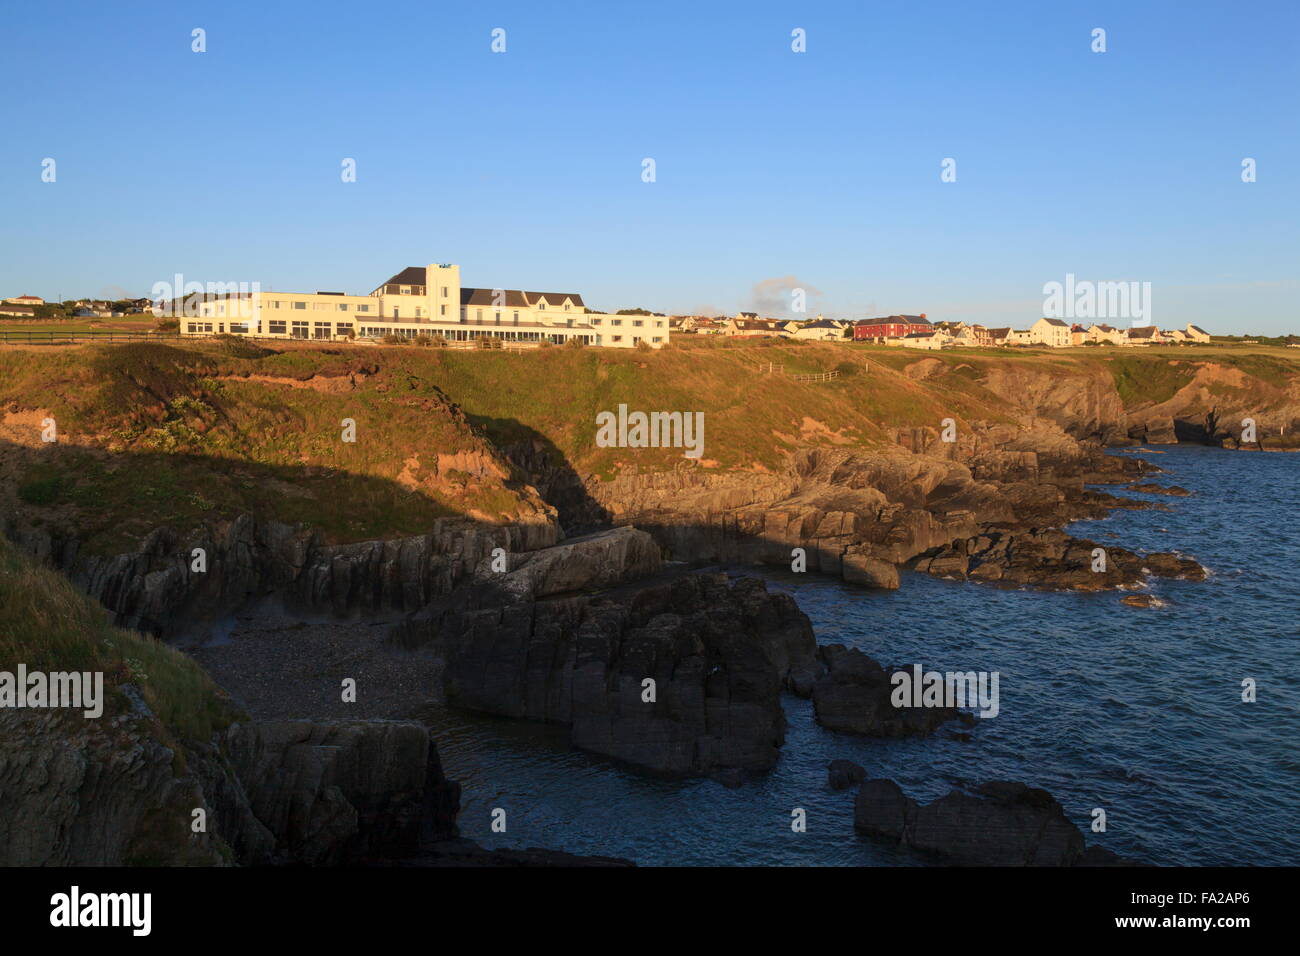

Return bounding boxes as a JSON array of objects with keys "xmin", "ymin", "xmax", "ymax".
[
  {"xmin": 0, "ymin": 531, "xmax": 235, "ymax": 744},
  {"xmin": 2, "ymin": 337, "xmax": 1297, "ymax": 554}
]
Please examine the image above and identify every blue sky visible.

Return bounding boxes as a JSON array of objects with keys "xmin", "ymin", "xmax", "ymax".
[{"xmin": 2, "ymin": 0, "xmax": 1296, "ymax": 333}]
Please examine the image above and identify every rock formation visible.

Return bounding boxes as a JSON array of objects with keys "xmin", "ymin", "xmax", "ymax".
[
  {"xmin": 812, "ymin": 645, "xmax": 976, "ymax": 737},
  {"xmin": 853, "ymin": 778, "xmax": 1137, "ymax": 866},
  {"xmin": 399, "ymin": 533, "xmax": 819, "ymax": 777}
]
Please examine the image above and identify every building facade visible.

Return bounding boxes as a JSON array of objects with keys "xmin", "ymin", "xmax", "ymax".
[{"xmin": 186, "ymin": 263, "xmax": 668, "ymax": 348}]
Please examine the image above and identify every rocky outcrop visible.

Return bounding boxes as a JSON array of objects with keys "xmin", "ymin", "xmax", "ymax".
[
  {"xmin": 812, "ymin": 645, "xmax": 975, "ymax": 737},
  {"xmin": 0, "ymin": 711, "xmax": 460, "ymax": 867},
  {"xmin": 403, "ymin": 562, "xmax": 819, "ymax": 778},
  {"xmin": 853, "ymin": 778, "xmax": 1137, "ymax": 866},
  {"xmin": 584, "ymin": 438, "xmax": 1152, "ymax": 595},
  {"xmin": 6, "ymin": 513, "xmax": 558, "ymax": 638},
  {"xmin": 210, "ymin": 720, "xmax": 461, "ymax": 866},
  {"xmin": 909, "ymin": 527, "xmax": 1205, "ymax": 589}
]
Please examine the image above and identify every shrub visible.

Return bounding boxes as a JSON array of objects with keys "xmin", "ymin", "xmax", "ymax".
[
  {"xmin": 564, "ymin": 337, "xmax": 585, "ymax": 349},
  {"xmin": 414, "ymin": 334, "xmax": 434, "ymax": 347},
  {"xmin": 382, "ymin": 334, "xmax": 404, "ymax": 345},
  {"xmin": 636, "ymin": 340, "xmax": 652, "ymax": 352},
  {"xmin": 833, "ymin": 361, "xmax": 859, "ymax": 377}
]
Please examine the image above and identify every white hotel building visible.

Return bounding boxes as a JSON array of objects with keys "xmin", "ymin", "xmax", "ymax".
[{"xmin": 187, "ymin": 263, "xmax": 669, "ymax": 349}]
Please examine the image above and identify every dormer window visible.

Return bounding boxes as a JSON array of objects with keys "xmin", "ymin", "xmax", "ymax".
[
  {"xmin": 564, "ymin": 303, "xmax": 570, "ymax": 311},
  {"xmin": 400, "ymin": 286, "xmax": 410, "ymax": 295},
  {"xmin": 538, "ymin": 302, "xmax": 546, "ymax": 311}
]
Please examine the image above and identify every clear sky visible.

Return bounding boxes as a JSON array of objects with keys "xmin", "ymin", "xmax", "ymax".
[{"xmin": 2, "ymin": 0, "xmax": 1296, "ymax": 333}]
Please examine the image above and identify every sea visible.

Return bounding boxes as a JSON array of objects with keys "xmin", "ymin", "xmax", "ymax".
[{"xmin": 426, "ymin": 446, "xmax": 1300, "ymax": 866}]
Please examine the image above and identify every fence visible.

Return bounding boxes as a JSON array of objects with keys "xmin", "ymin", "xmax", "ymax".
[
  {"xmin": 0, "ymin": 330, "xmax": 181, "ymax": 345},
  {"xmin": 789, "ymin": 370, "xmax": 840, "ymax": 383}
]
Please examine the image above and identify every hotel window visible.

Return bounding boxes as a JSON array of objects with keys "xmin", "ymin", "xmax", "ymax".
[
  {"xmin": 292, "ymin": 321, "xmax": 309, "ymax": 338},
  {"xmin": 269, "ymin": 320, "xmax": 286, "ymax": 334},
  {"xmin": 652, "ymin": 336, "xmax": 662, "ymax": 343},
  {"xmin": 538, "ymin": 303, "xmax": 546, "ymax": 311},
  {"xmin": 338, "ymin": 303, "xmax": 348, "ymax": 311},
  {"xmin": 633, "ymin": 320, "xmax": 643, "ymax": 327},
  {"xmin": 612, "ymin": 335, "xmax": 622, "ymax": 342},
  {"xmin": 564, "ymin": 303, "xmax": 570, "ymax": 311},
  {"xmin": 612, "ymin": 319, "xmax": 622, "ymax": 326},
  {"xmin": 512, "ymin": 310, "xmax": 519, "ymax": 322},
  {"xmin": 476, "ymin": 309, "xmax": 483, "ymax": 321},
  {"xmin": 592, "ymin": 318, "xmax": 602, "ymax": 325},
  {"xmin": 441, "ymin": 286, "xmax": 448, "ymax": 297},
  {"xmin": 293, "ymin": 301, "xmax": 306, "ymax": 310},
  {"xmin": 655, "ymin": 321, "xmax": 664, "ymax": 328},
  {"xmin": 336, "ymin": 323, "xmax": 350, "ymax": 336},
  {"xmin": 400, "ymin": 287, "xmax": 410, "ymax": 295},
  {"xmin": 494, "ymin": 311, "xmax": 501, "ymax": 323},
  {"xmin": 313, "ymin": 322, "xmax": 331, "ymax": 339},
  {"xmin": 416, "ymin": 308, "xmax": 422, "ymax": 317},
  {"xmin": 357, "ymin": 304, "xmax": 370, "ymax": 312}
]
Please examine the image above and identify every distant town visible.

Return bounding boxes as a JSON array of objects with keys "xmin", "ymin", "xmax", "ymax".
[{"xmin": 0, "ymin": 263, "xmax": 1284, "ymax": 349}]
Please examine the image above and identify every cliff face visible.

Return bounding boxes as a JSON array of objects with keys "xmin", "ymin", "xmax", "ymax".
[
  {"xmin": 5, "ymin": 513, "xmax": 558, "ymax": 638},
  {"xmin": 0, "ymin": 710, "xmax": 459, "ymax": 867}
]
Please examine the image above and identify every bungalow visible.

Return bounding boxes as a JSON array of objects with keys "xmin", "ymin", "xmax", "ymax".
[
  {"xmin": 1165, "ymin": 328, "xmax": 1188, "ymax": 343},
  {"xmin": 3, "ymin": 295, "xmax": 44, "ymax": 306},
  {"xmin": 1086, "ymin": 323, "xmax": 1125, "ymax": 346},
  {"xmin": 985, "ymin": 327, "xmax": 1012, "ymax": 346},
  {"xmin": 0, "ymin": 303, "xmax": 37, "ymax": 317},
  {"xmin": 789, "ymin": 318, "xmax": 847, "ymax": 341},
  {"xmin": 900, "ymin": 331, "xmax": 948, "ymax": 350},
  {"xmin": 1185, "ymin": 324, "xmax": 1211, "ymax": 343},
  {"xmin": 1125, "ymin": 325, "xmax": 1165, "ymax": 346},
  {"xmin": 723, "ymin": 317, "xmax": 788, "ymax": 337}
]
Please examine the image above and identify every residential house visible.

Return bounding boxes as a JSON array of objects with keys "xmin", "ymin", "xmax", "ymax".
[
  {"xmin": 789, "ymin": 318, "xmax": 846, "ymax": 341},
  {"xmin": 1028, "ymin": 317, "xmax": 1072, "ymax": 347},
  {"xmin": 1125, "ymin": 326, "xmax": 1165, "ymax": 346},
  {"xmin": 1185, "ymin": 324, "xmax": 1211, "ymax": 343},
  {"xmin": 0, "ymin": 303, "xmax": 37, "ymax": 317},
  {"xmin": 900, "ymin": 330, "xmax": 949, "ymax": 350},
  {"xmin": 722, "ymin": 317, "xmax": 788, "ymax": 337},
  {"xmin": 3, "ymin": 295, "xmax": 44, "ymax": 306},
  {"xmin": 1086, "ymin": 323, "xmax": 1125, "ymax": 346},
  {"xmin": 852, "ymin": 314, "xmax": 931, "ymax": 341}
]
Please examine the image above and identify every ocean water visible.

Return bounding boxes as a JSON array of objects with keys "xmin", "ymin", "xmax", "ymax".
[{"xmin": 428, "ymin": 446, "xmax": 1300, "ymax": 866}]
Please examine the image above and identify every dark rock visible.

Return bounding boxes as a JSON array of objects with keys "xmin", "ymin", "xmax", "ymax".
[
  {"xmin": 812, "ymin": 645, "xmax": 963, "ymax": 737},
  {"xmin": 409, "ymin": 568, "xmax": 819, "ymax": 778},
  {"xmin": 853, "ymin": 777, "xmax": 1141, "ymax": 866},
  {"xmin": 828, "ymin": 759, "xmax": 867, "ymax": 791}
]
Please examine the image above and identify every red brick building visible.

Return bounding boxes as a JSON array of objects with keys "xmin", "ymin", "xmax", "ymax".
[{"xmin": 852, "ymin": 314, "xmax": 930, "ymax": 340}]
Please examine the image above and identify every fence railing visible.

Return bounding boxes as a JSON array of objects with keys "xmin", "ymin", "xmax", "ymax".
[
  {"xmin": 0, "ymin": 330, "xmax": 181, "ymax": 345},
  {"xmin": 790, "ymin": 370, "xmax": 840, "ymax": 383}
]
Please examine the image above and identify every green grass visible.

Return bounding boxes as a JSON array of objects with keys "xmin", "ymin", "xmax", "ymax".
[
  {"xmin": 0, "ymin": 532, "xmax": 237, "ymax": 744},
  {"xmin": 3, "ymin": 338, "xmax": 1297, "ymax": 553}
]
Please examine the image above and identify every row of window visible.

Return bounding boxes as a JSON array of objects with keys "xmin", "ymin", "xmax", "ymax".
[{"xmin": 589, "ymin": 317, "xmax": 665, "ymax": 328}]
